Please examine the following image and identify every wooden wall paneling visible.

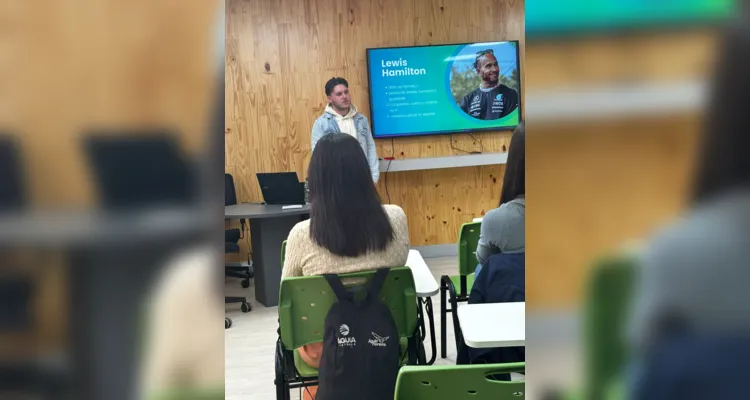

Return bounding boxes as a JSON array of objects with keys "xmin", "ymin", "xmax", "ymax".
[
  {"xmin": 525, "ymin": 30, "xmax": 717, "ymax": 91},
  {"xmin": 15, "ymin": 0, "xmax": 217, "ymax": 206},
  {"xmin": 376, "ymin": 164, "xmax": 505, "ymax": 245}
]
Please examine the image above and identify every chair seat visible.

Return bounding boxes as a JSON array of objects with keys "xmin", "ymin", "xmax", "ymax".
[
  {"xmin": 225, "ymin": 242, "xmax": 240, "ymax": 253},
  {"xmin": 448, "ymin": 273, "xmax": 475, "ymax": 298},
  {"xmin": 225, "ymin": 228, "xmax": 241, "ymax": 244},
  {"xmin": 292, "ymin": 338, "xmax": 410, "ymax": 378}
]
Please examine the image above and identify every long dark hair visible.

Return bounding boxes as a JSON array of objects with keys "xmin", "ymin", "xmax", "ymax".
[
  {"xmin": 307, "ymin": 133, "xmax": 394, "ymax": 257},
  {"xmin": 499, "ymin": 121, "xmax": 525, "ymax": 206},
  {"xmin": 692, "ymin": 22, "xmax": 750, "ymax": 204}
]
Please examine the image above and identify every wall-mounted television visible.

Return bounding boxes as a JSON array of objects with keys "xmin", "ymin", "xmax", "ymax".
[
  {"xmin": 526, "ymin": 0, "xmax": 734, "ymax": 37},
  {"xmin": 366, "ymin": 41, "xmax": 522, "ymax": 139}
]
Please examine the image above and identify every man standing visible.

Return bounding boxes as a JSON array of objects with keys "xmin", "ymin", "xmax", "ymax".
[
  {"xmin": 460, "ymin": 49, "xmax": 519, "ymax": 120},
  {"xmin": 312, "ymin": 77, "xmax": 379, "ymax": 183}
]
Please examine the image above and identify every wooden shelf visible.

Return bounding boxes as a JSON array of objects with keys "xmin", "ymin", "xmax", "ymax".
[
  {"xmin": 379, "ymin": 152, "xmax": 508, "ymax": 173},
  {"xmin": 527, "ymin": 79, "xmax": 706, "ymax": 122}
]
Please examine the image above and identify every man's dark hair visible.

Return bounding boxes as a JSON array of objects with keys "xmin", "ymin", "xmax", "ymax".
[
  {"xmin": 499, "ymin": 121, "xmax": 525, "ymax": 206},
  {"xmin": 325, "ymin": 77, "xmax": 349, "ymax": 96},
  {"xmin": 307, "ymin": 132, "xmax": 394, "ymax": 257},
  {"xmin": 473, "ymin": 49, "xmax": 494, "ymax": 70},
  {"xmin": 692, "ymin": 22, "xmax": 750, "ymax": 204}
]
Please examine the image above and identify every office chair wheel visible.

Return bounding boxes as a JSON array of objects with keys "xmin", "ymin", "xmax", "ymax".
[
  {"xmin": 241, "ymin": 279, "xmax": 250, "ymax": 288},
  {"xmin": 241, "ymin": 302, "xmax": 251, "ymax": 313},
  {"xmin": 225, "ymin": 318, "xmax": 232, "ymax": 329}
]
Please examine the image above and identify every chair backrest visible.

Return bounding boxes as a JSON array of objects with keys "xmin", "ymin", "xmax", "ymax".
[
  {"xmin": 278, "ymin": 267, "xmax": 417, "ymax": 350},
  {"xmin": 395, "ymin": 363, "xmax": 525, "ymax": 399},
  {"xmin": 280, "ymin": 240, "xmax": 286, "ymax": 266},
  {"xmin": 224, "ymin": 173, "xmax": 237, "ymax": 206},
  {"xmin": 457, "ymin": 222, "xmax": 482, "ymax": 276},
  {"xmin": 583, "ymin": 253, "xmax": 638, "ymax": 399},
  {"xmin": 0, "ymin": 136, "xmax": 26, "ymax": 211}
]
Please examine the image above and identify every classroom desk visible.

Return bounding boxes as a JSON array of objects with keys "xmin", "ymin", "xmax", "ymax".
[
  {"xmin": 406, "ymin": 250, "xmax": 439, "ymax": 297},
  {"xmin": 457, "ymin": 302, "xmax": 525, "ymax": 348},
  {"xmin": 0, "ymin": 206, "xmax": 210, "ymax": 400},
  {"xmin": 405, "ymin": 249, "xmax": 439, "ymax": 364},
  {"xmin": 224, "ymin": 203, "xmax": 309, "ymax": 306},
  {"xmin": 473, "ymin": 217, "xmax": 483, "ymax": 222}
]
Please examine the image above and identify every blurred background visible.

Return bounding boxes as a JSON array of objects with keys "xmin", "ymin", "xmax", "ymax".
[
  {"xmin": 524, "ymin": 0, "xmax": 738, "ymax": 398},
  {"xmin": 0, "ymin": 0, "xmax": 225, "ymax": 399}
]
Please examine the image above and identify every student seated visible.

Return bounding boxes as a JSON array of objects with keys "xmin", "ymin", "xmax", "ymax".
[
  {"xmin": 627, "ymin": 23, "xmax": 750, "ymax": 399},
  {"xmin": 475, "ymin": 122, "xmax": 525, "ymax": 277},
  {"xmin": 282, "ymin": 133, "xmax": 409, "ymax": 399},
  {"xmin": 457, "ymin": 251, "xmax": 525, "ymax": 375}
]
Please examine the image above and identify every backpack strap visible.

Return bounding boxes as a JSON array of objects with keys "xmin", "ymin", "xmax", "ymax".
[
  {"xmin": 323, "ymin": 274, "xmax": 353, "ymax": 302},
  {"xmin": 365, "ymin": 268, "xmax": 390, "ymax": 301}
]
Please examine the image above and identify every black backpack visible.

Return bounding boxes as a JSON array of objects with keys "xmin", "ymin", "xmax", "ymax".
[{"xmin": 316, "ymin": 268, "xmax": 402, "ymax": 400}]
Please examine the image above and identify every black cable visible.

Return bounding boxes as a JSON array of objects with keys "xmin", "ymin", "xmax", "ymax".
[
  {"xmin": 384, "ymin": 159, "xmax": 392, "ymax": 204},
  {"xmin": 383, "ymin": 137, "xmax": 395, "ymax": 204},
  {"xmin": 449, "ymin": 133, "xmax": 472, "ymax": 154}
]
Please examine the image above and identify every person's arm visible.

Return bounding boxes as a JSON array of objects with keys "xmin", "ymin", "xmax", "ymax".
[
  {"xmin": 281, "ymin": 225, "xmax": 304, "ymax": 278},
  {"xmin": 311, "ymin": 118, "xmax": 325, "ymax": 153},
  {"xmin": 627, "ymin": 245, "xmax": 672, "ymax": 353},
  {"xmin": 475, "ymin": 210, "xmax": 502, "ymax": 266},
  {"xmin": 362, "ymin": 117, "xmax": 380, "ymax": 183},
  {"xmin": 460, "ymin": 94, "xmax": 470, "ymax": 113},
  {"xmin": 500, "ymin": 88, "xmax": 519, "ymax": 118}
]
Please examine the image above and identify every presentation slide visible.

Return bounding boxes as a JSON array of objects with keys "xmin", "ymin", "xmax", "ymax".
[{"xmin": 367, "ymin": 41, "xmax": 521, "ymax": 138}]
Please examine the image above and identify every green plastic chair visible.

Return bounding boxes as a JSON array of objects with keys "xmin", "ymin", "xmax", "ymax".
[
  {"xmin": 395, "ymin": 363, "xmax": 525, "ymax": 399},
  {"xmin": 439, "ymin": 221, "xmax": 481, "ymax": 358},
  {"xmin": 149, "ymin": 388, "xmax": 225, "ymax": 400},
  {"xmin": 275, "ymin": 267, "xmax": 421, "ymax": 399},
  {"xmin": 582, "ymin": 253, "xmax": 638, "ymax": 400}
]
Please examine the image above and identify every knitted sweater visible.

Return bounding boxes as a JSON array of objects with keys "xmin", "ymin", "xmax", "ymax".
[{"xmin": 282, "ymin": 205, "xmax": 410, "ymax": 278}]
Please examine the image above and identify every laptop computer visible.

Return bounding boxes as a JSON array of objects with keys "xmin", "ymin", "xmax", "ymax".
[
  {"xmin": 256, "ymin": 172, "xmax": 305, "ymax": 205},
  {"xmin": 84, "ymin": 134, "xmax": 197, "ymax": 211}
]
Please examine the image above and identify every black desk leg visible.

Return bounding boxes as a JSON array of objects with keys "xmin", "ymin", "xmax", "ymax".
[
  {"xmin": 416, "ymin": 297, "xmax": 437, "ymax": 365},
  {"xmin": 424, "ymin": 298, "xmax": 437, "ymax": 365},
  {"xmin": 249, "ymin": 216, "xmax": 301, "ymax": 307}
]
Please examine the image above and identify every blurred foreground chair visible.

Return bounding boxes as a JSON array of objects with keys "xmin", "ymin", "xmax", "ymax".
[{"xmin": 395, "ymin": 362, "xmax": 525, "ymax": 399}]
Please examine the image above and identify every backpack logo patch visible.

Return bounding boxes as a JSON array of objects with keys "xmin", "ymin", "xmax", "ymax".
[
  {"xmin": 337, "ymin": 324, "xmax": 356, "ymax": 347},
  {"xmin": 368, "ymin": 332, "xmax": 390, "ymax": 347},
  {"xmin": 338, "ymin": 337, "xmax": 357, "ymax": 347}
]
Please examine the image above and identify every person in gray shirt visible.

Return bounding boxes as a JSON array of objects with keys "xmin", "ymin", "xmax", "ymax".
[
  {"xmin": 626, "ymin": 24, "xmax": 750, "ymax": 398},
  {"xmin": 475, "ymin": 122, "xmax": 525, "ymax": 276}
]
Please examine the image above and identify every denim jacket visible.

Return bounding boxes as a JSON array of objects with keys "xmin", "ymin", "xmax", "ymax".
[{"xmin": 311, "ymin": 111, "xmax": 380, "ymax": 183}]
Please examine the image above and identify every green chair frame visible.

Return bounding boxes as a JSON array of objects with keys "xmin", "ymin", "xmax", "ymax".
[
  {"xmin": 439, "ymin": 221, "xmax": 481, "ymax": 358},
  {"xmin": 395, "ymin": 363, "xmax": 526, "ymax": 399},
  {"xmin": 274, "ymin": 267, "xmax": 424, "ymax": 400},
  {"xmin": 582, "ymin": 253, "xmax": 638, "ymax": 400}
]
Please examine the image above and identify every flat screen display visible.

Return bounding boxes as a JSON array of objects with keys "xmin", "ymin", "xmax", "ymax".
[
  {"xmin": 366, "ymin": 41, "xmax": 521, "ymax": 138},
  {"xmin": 526, "ymin": 0, "xmax": 735, "ymax": 36}
]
